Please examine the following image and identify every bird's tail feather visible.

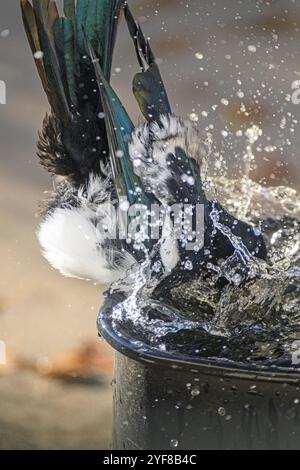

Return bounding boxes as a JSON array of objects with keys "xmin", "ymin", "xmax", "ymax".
[
  {"xmin": 21, "ymin": 0, "xmax": 70, "ymax": 124},
  {"xmin": 21, "ymin": 0, "xmax": 123, "ymax": 115},
  {"xmin": 124, "ymin": 4, "xmax": 172, "ymax": 122},
  {"xmin": 21, "ymin": 0, "xmax": 124, "ymax": 184}
]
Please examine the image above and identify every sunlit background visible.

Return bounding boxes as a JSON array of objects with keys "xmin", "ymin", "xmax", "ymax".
[{"xmin": 1, "ymin": 0, "xmax": 300, "ymax": 449}]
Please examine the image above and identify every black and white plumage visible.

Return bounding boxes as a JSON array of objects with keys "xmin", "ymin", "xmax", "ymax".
[
  {"xmin": 22, "ymin": 1, "xmax": 267, "ymax": 287},
  {"xmin": 38, "ymin": 174, "xmax": 136, "ymax": 283},
  {"xmin": 129, "ymin": 115, "xmax": 207, "ymax": 203}
]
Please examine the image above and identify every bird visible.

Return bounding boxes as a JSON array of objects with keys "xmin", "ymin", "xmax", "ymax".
[{"xmin": 21, "ymin": 0, "xmax": 267, "ymax": 288}]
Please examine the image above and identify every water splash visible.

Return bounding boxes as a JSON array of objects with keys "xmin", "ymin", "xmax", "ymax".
[{"xmin": 101, "ymin": 120, "xmax": 300, "ymax": 367}]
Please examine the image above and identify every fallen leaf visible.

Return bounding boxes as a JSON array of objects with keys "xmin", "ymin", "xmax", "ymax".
[{"xmin": 36, "ymin": 341, "xmax": 114, "ymax": 384}]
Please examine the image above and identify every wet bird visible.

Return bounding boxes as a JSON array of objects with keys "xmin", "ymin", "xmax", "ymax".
[{"xmin": 21, "ymin": 0, "xmax": 266, "ymax": 286}]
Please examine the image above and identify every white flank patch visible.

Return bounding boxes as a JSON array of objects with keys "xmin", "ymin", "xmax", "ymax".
[
  {"xmin": 38, "ymin": 174, "xmax": 135, "ymax": 284},
  {"xmin": 39, "ymin": 208, "xmax": 119, "ymax": 283}
]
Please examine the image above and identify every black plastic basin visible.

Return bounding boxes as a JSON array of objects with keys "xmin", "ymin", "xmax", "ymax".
[{"xmin": 98, "ymin": 296, "xmax": 300, "ymax": 450}]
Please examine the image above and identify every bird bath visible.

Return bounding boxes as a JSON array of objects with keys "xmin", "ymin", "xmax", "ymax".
[
  {"xmin": 97, "ymin": 176, "xmax": 300, "ymax": 450},
  {"xmin": 99, "ymin": 294, "xmax": 300, "ymax": 450}
]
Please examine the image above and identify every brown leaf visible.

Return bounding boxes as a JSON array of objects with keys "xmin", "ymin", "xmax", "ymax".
[{"xmin": 37, "ymin": 341, "xmax": 114, "ymax": 383}]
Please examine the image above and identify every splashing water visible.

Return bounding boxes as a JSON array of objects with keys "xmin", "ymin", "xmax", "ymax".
[{"xmin": 100, "ymin": 136, "xmax": 300, "ymax": 367}]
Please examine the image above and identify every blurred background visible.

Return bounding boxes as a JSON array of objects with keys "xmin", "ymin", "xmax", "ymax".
[{"xmin": 1, "ymin": 0, "xmax": 300, "ymax": 449}]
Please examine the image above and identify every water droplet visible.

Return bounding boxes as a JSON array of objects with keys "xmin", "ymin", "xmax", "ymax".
[
  {"xmin": 221, "ymin": 98, "xmax": 229, "ymax": 106},
  {"xmin": 170, "ymin": 439, "xmax": 179, "ymax": 448},
  {"xmin": 116, "ymin": 150, "xmax": 124, "ymax": 158},
  {"xmin": 218, "ymin": 407, "xmax": 226, "ymax": 417},
  {"xmin": 1, "ymin": 29, "xmax": 10, "ymax": 38},
  {"xmin": 232, "ymin": 274, "xmax": 242, "ymax": 286},
  {"xmin": 189, "ymin": 112, "xmax": 199, "ymax": 122},
  {"xmin": 184, "ymin": 260, "xmax": 193, "ymax": 271},
  {"xmin": 34, "ymin": 50, "xmax": 44, "ymax": 60},
  {"xmin": 153, "ymin": 261, "xmax": 162, "ymax": 273},
  {"xmin": 191, "ymin": 386, "xmax": 200, "ymax": 397}
]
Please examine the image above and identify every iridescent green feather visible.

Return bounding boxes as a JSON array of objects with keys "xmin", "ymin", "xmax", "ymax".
[
  {"xmin": 85, "ymin": 32, "xmax": 153, "ymax": 208},
  {"xmin": 55, "ymin": 17, "xmax": 77, "ymax": 106},
  {"xmin": 64, "ymin": 0, "xmax": 75, "ymax": 25},
  {"xmin": 20, "ymin": 0, "xmax": 124, "ymax": 184}
]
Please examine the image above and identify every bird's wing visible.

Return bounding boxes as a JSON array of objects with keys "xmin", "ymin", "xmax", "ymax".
[{"xmin": 85, "ymin": 31, "xmax": 155, "ymax": 211}]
